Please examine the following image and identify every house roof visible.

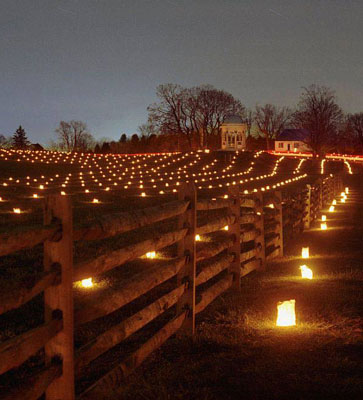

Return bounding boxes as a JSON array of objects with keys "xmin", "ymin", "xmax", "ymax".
[
  {"xmin": 223, "ymin": 115, "xmax": 244, "ymax": 124},
  {"xmin": 277, "ymin": 129, "xmax": 310, "ymax": 141}
]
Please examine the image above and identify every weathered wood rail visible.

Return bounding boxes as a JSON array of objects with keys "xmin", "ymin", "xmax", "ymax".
[{"xmin": 0, "ymin": 175, "xmax": 342, "ymax": 399}]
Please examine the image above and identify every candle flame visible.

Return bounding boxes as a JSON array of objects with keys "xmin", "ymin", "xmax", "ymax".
[
  {"xmin": 81, "ymin": 278, "xmax": 93, "ymax": 288},
  {"xmin": 146, "ymin": 251, "xmax": 156, "ymax": 259}
]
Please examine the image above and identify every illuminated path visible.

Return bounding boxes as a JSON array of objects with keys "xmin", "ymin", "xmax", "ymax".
[
  {"xmin": 285, "ymin": 173, "xmax": 363, "ymax": 277},
  {"xmin": 115, "ymin": 173, "xmax": 363, "ymax": 399}
]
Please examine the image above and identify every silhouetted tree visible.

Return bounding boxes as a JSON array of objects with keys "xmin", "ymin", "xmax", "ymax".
[
  {"xmin": 346, "ymin": 112, "xmax": 363, "ymax": 153},
  {"xmin": 119, "ymin": 133, "xmax": 127, "ymax": 143},
  {"xmin": 101, "ymin": 142, "xmax": 111, "ymax": 153},
  {"xmin": 77, "ymin": 132, "xmax": 95, "ymax": 152},
  {"xmin": 195, "ymin": 85, "xmax": 245, "ymax": 147},
  {"xmin": 12, "ymin": 125, "xmax": 29, "ymax": 149},
  {"xmin": 138, "ymin": 121, "xmax": 157, "ymax": 138},
  {"xmin": 94, "ymin": 143, "xmax": 101, "ymax": 153},
  {"xmin": 0, "ymin": 134, "xmax": 11, "ymax": 148},
  {"xmin": 55, "ymin": 120, "xmax": 94, "ymax": 152},
  {"xmin": 147, "ymin": 83, "xmax": 245, "ymax": 148},
  {"xmin": 292, "ymin": 85, "xmax": 343, "ymax": 156},
  {"xmin": 131, "ymin": 134, "xmax": 139, "ymax": 143},
  {"xmin": 254, "ymin": 104, "xmax": 292, "ymax": 150},
  {"xmin": 245, "ymin": 109, "xmax": 254, "ymax": 137}
]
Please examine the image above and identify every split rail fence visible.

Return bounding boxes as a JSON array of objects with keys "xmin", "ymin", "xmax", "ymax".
[{"xmin": 0, "ymin": 174, "xmax": 342, "ymax": 399}]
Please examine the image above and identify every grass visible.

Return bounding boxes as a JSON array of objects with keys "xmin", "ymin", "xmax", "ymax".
[
  {"xmin": 0, "ymin": 154, "xmax": 360, "ymax": 398},
  {"xmin": 111, "ymin": 180, "xmax": 363, "ymax": 400},
  {"xmin": 113, "ymin": 270, "xmax": 362, "ymax": 399}
]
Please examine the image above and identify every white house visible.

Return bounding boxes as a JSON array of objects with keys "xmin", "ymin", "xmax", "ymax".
[
  {"xmin": 275, "ymin": 129, "xmax": 311, "ymax": 153},
  {"xmin": 220, "ymin": 115, "xmax": 246, "ymax": 151}
]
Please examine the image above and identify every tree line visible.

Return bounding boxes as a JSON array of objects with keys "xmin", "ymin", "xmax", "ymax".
[
  {"xmin": 144, "ymin": 83, "xmax": 363, "ymax": 156},
  {"xmin": 1, "ymin": 84, "xmax": 362, "ymax": 155}
]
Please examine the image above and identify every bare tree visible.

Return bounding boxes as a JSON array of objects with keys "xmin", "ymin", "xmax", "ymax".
[
  {"xmin": 55, "ymin": 120, "xmax": 93, "ymax": 152},
  {"xmin": 254, "ymin": 104, "xmax": 292, "ymax": 150},
  {"xmin": 138, "ymin": 120, "xmax": 158, "ymax": 138},
  {"xmin": 346, "ymin": 112, "xmax": 363, "ymax": 153},
  {"xmin": 292, "ymin": 85, "xmax": 344, "ymax": 156},
  {"xmin": 147, "ymin": 83, "xmax": 245, "ymax": 148},
  {"xmin": 147, "ymin": 84, "xmax": 194, "ymax": 146},
  {"xmin": 193, "ymin": 85, "xmax": 245, "ymax": 147},
  {"xmin": 77, "ymin": 132, "xmax": 95, "ymax": 152},
  {"xmin": 245, "ymin": 109, "xmax": 254, "ymax": 137},
  {"xmin": 0, "ymin": 134, "xmax": 12, "ymax": 148}
]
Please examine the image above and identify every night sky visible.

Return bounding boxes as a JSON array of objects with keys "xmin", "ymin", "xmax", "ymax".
[{"xmin": 1, "ymin": 0, "xmax": 362, "ymax": 145}]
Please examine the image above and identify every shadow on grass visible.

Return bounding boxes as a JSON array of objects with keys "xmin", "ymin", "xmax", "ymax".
[{"xmin": 115, "ymin": 271, "xmax": 363, "ymax": 400}]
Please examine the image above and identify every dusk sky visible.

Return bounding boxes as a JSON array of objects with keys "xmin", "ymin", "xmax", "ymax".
[{"xmin": 1, "ymin": 0, "xmax": 362, "ymax": 145}]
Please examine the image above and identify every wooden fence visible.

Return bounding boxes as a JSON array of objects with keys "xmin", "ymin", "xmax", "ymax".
[{"xmin": 0, "ymin": 174, "xmax": 342, "ymax": 399}]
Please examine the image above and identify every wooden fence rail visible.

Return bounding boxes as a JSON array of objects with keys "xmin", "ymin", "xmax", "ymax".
[{"xmin": 0, "ymin": 174, "xmax": 342, "ymax": 399}]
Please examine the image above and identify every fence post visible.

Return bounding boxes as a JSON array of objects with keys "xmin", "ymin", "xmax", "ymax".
[
  {"xmin": 227, "ymin": 186, "xmax": 241, "ymax": 290},
  {"xmin": 318, "ymin": 179, "xmax": 323, "ymax": 210},
  {"xmin": 295, "ymin": 192, "xmax": 303, "ymax": 234},
  {"xmin": 304, "ymin": 184, "xmax": 311, "ymax": 229},
  {"xmin": 43, "ymin": 195, "xmax": 74, "ymax": 400},
  {"xmin": 275, "ymin": 191, "xmax": 284, "ymax": 256},
  {"xmin": 177, "ymin": 183, "xmax": 196, "ymax": 336},
  {"xmin": 254, "ymin": 192, "xmax": 265, "ymax": 270}
]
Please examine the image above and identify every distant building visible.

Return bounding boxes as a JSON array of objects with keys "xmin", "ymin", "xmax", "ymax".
[
  {"xmin": 30, "ymin": 143, "xmax": 44, "ymax": 151},
  {"xmin": 220, "ymin": 115, "xmax": 246, "ymax": 151},
  {"xmin": 275, "ymin": 129, "xmax": 310, "ymax": 152}
]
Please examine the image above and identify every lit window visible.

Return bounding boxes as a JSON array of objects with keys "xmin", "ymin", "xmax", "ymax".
[{"xmin": 278, "ymin": 142, "xmax": 284, "ymax": 148}]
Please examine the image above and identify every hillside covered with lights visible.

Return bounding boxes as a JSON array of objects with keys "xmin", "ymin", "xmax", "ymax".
[{"xmin": 0, "ymin": 149, "xmax": 352, "ymax": 228}]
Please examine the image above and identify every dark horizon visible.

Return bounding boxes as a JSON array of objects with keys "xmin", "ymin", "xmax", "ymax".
[{"xmin": 1, "ymin": 0, "xmax": 362, "ymax": 145}]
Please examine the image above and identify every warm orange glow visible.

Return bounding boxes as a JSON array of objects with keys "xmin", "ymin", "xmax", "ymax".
[
  {"xmin": 92, "ymin": 198, "xmax": 99, "ymax": 203},
  {"xmin": 195, "ymin": 234, "xmax": 201, "ymax": 241},
  {"xmin": 223, "ymin": 225, "xmax": 229, "ymax": 231},
  {"xmin": 301, "ymin": 247, "xmax": 309, "ymax": 258},
  {"xmin": 320, "ymin": 223, "xmax": 327, "ymax": 230},
  {"xmin": 81, "ymin": 278, "xmax": 93, "ymax": 288},
  {"xmin": 329, "ymin": 205, "xmax": 335, "ymax": 212},
  {"xmin": 13, "ymin": 208, "xmax": 21, "ymax": 214},
  {"xmin": 300, "ymin": 265, "xmax": 313, "ymax": 279},
  {"xmin": 276, "ymin": 300, "xmax": 296, "ymax": 327},
  {"xmin": 321, "ymin": 215, "xmax": 326, "ymax": 221},
  {"xmin": 146, "ymin": 251, "xmax": 156, "ymax": 259}
]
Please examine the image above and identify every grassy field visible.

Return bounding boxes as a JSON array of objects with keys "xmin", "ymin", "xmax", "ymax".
[
  {"xmin": 113, "ymin": 176, "xmax": 363, "ymax": 400},
  {"xmin": 0, "ymin": 150, "xmax": 360, "ymax": 398}
]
